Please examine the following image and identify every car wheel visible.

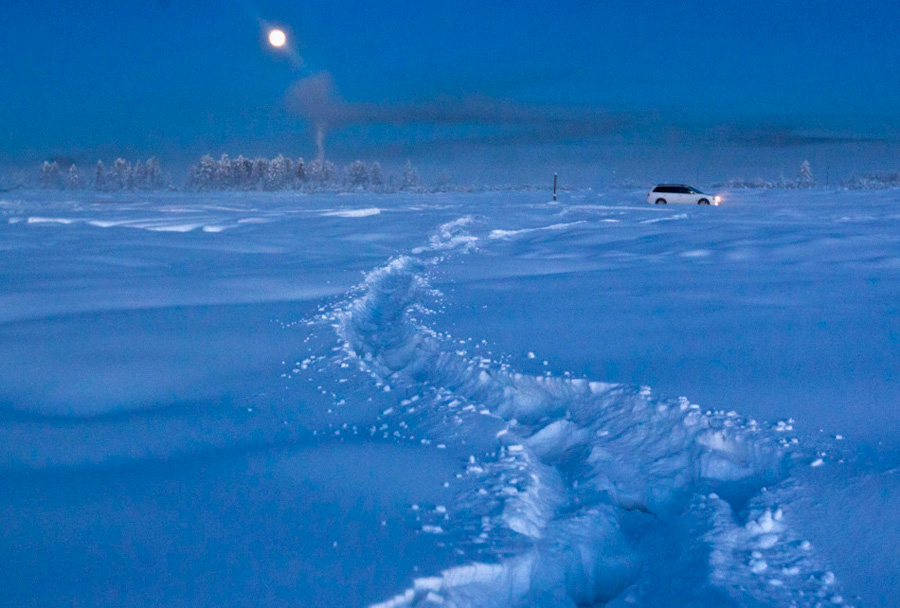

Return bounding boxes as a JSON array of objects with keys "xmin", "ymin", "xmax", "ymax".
[
  {"xmin": 655, "ymin": 198, "xmax": 666, "ymax": 205},
  {"xmin": 698, "ymin": 199, "xmax": 710, "ymax": 205}
]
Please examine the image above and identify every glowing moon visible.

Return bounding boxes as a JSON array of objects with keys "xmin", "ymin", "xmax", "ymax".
[{"xmin": 268, "ymin": 29, "xmax": 286, "ymax": 48}]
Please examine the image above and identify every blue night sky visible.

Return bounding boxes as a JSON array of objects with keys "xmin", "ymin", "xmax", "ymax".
[{"xmin": 2, "ymin": 0, "xmax": 898, "ymax": 177}]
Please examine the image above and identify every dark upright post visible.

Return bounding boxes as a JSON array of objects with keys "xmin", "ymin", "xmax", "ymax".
[{"xmin": 553, "ymin": 173, "xmax": 557, "ymax": 201}]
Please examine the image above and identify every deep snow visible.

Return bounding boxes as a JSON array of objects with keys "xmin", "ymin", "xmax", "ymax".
[{"xmin": 1, "ymin": 188, "xmax": 898, "ymax": 606}]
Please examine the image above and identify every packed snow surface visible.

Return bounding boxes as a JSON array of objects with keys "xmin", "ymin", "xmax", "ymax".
[{"xmin": 1, "ymin": 189, "xmax": 898, "ymax": 607}]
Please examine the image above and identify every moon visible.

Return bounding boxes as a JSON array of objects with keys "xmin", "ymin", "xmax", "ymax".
[{"xmin": 268, "ymin": 29, "xmax": 287, "ymax": 48}]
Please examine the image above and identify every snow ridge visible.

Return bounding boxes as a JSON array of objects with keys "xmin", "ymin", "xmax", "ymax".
[{"xmin": 325, "ymin": 217, "xmax": 846, "ymax": 607}]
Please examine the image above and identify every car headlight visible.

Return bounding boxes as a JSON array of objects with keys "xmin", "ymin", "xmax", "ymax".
[{"xmin": 714, "ymin": 196, "xmax": 721, "ymax": 204}]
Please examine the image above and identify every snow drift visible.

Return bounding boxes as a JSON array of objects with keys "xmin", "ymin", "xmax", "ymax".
[{"xmin": 321, "ymin": 217, "xmax": 845, "ymax": 607}]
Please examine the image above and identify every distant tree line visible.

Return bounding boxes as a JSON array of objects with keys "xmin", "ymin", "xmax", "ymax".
[
  {"xmin": 33, "ymin": 154, "xmax": 549, "ymax": 194},
  {"xmin": 37, "ymin": 156, "xmax": 900, "ymax": 193},
  {"xmin": 39, "ymin": 158, "xmax": 171, "ymax": 191},
  {"xmin": 843, "ymin": 172, "xmax": 900, "ymax": 190},
  {"xmin": 712, "ymin": 160, "xmax": 818, "ymax": 189},
  {"xmin": 184, "ymin": 154, "xmax": 424, "ymax": 192},
  {"xmin": 713, "ymin": 160, "xmax": 900, "ymax": 190}
]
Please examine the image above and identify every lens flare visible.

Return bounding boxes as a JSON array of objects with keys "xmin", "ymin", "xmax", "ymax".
[{"xmin": 268, "ymin": 29, "xmax": 286, "ymax": 48}]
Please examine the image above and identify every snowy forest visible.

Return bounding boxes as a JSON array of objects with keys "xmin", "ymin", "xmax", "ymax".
[
  {"xmin": 36, "ymin": 155, "xmax": 433, "ymax": 193},
  {"xmin": 184, "ymin": 155, "xmax": 425, "ymax": 192},
  {"xmin": 39, "ymin": 158, "xmax": 171, "ymax": 192},
  {"xmin": 713, "ymin": 160, "xmax": 900, "ymax": 190}
]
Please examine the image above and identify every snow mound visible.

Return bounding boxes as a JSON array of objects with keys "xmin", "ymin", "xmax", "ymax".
[
  {"xmin": 25, "ymin": 216, "xmax": 77, "ymax": 224},
  {"xmin": 488, "ymin": 221, "xmax": 585, "ymax": 240},
  {"xmin": 321, "ymin": 207, "xmax": 382, "ymax": 218},
  {"xmin": 316, "ymin": 217, "xmax": 843, "ymax": 607},
  {"xmin": 21, "ymin": 215, "xmax": 236, "ymax": 233}
]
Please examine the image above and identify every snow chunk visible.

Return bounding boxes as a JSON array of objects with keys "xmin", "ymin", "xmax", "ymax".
[{"xmin": 524, "ymin": 419, "xmax": 589, "ymax": 460}]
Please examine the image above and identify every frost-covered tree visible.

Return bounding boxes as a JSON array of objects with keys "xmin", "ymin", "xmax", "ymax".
[
  {"xmin": 190, "ymin": 155, "xmax": 217, "ymax": 190},
  {"xmin": 400, "ymin": 160, "xmax": 421, "ymax": 191},
  {"xmin": 307, "ymin": 160, "xmax": 323, "ymax": 184},
  {"xmin": 266, "ymin": 154, "xmax": 291, "ymax": 190},
  {"xmin": 322, "ymin": 160, "xmax": 336, "ymax": 184},
  {"xmin": 94, "ymin": 161, "xmax": 107, "ymax": 191},
  {"xmin": 40, "ymin": 161, "xmax": 61, "ymax": 189},
  {"xmin": 126, "ymin": 160, "xmax": 137, "ymax": 190},
  {"xmin": 284, "ymin": 158, "xmax": 293, "ymax": 186},
  {"xmin": 798, "ymin": 160, "xmax": 814, "ymax": 187},
  {"xmin": 307, "ymin": 159, "xmax": 336, "ymax": 186},
  {"xmin": 112, "ymin": 158, "xmax": 132, "ymax": 191},
  {"xmin": 345, "ymin": 160, "xmax": 369, "ymax": 188},
  {"xmin": 65, "ymin": 164, "xmax": 82, "ymax": 189},
  {"xmin": 295, "ymin": 157, "xmax": 307, "ymax": 184},
  {"xmin": 145, "ymin": 158, "xmax": 164, "ymax": 190},
  {"xmin": 231, "ymin": 155, "xmax": 250, "ymax": 189},
  {"xmin": 250, "ymin": 158, "xmax": 269, "ymax": 190},
  {"xmin": 132, "ymin": 160, "xmax": 147, "ymax": 190},
  {"xmin": 216, "ymin": 154, "xmax": 233, "ymax": 189},
  {"xmin": 265, "ymin": 156, "xmax": 281, "ymax": 190},
  {"xmin": 369, "ymin": 162, "xmax": 384, "ymax": 188},
  {"xmin": 241, "ymin": 157, "xmax": 255, "ymax": 188},
  {"xmin": 196, "ymin": 155, "xmax": 216, "ymax": 190}
]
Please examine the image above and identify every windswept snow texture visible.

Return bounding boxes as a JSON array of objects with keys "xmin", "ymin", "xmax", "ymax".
[{"xmin": 1, "ymin": 189, "xmax": 898, "ymax": 607}]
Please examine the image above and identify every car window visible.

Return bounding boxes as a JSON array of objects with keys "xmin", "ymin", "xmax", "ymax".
[{"xmin": 677, "ymin": 187, "xmax": 691, "ymax": 194}]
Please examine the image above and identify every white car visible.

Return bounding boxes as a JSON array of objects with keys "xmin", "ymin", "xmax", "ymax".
[{"xmin": 647, "ymin": 184, "xmax": 721, "ymax": 205}]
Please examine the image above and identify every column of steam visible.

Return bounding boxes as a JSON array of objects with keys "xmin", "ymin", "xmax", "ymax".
[
  {"xmin": 315, "ymin": 125, "xmax": 325, "ymax": 162},
  {"xmin": 268, "ymin": 27, "xmax": 324, "ymax": 160}
]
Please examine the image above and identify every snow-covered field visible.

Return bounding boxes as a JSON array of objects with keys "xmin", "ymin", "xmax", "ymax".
[{"xmin": 1, "ymin": 188, "xmax": 898, "ymax": 607}]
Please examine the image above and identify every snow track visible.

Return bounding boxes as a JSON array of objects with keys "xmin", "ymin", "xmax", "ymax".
[{"xmin": 321, "ymin": 218, "xmax": 847, "ymax": 607}]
